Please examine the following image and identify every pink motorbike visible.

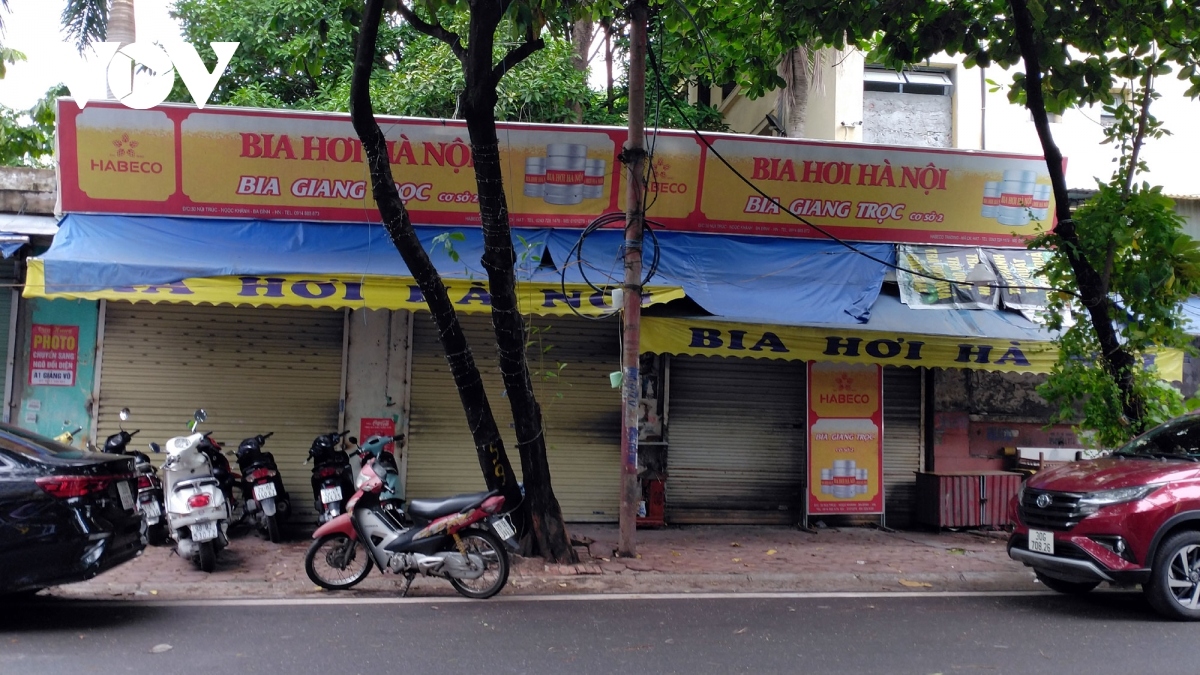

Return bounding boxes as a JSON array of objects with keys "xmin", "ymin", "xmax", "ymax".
[{"xmin": 303, "ymin": 433, "xmax": 518, "ymax": 599}]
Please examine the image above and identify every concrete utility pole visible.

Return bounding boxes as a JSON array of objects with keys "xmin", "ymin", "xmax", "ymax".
[{"xmin": 618, "ymin": 0, "xmax": 648, "ymax": 559}]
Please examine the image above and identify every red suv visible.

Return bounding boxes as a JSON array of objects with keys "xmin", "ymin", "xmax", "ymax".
[{"xmin": 1008, "ymin": 413, "xmax": 1200, "ymax": 620}]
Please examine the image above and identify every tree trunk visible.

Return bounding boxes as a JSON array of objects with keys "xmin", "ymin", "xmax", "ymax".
[
  {"xmin": 108, "ymin": 0, "xmax": 135, "ymax": 44},
  {"xmin": 570, "ymin": 18, "xmax": 593, "ymax": 124},
  {"xmin": 776, "ymin": 48, "xmax": 810, "ymax": 137},
  {"xmin": 106, "ymin": 0, "xmax": 136, "ymax": 100},
  {"xmin": 1008, "ymin": 0, "xmax": 1145, "ymax": 427},
  {"xmin": 350, "ymin": 0, "xmax": 521, "ymax": 511},
  {"xmin": 459, "ymin": 0, "xmax": 577, "ymax": 563}
]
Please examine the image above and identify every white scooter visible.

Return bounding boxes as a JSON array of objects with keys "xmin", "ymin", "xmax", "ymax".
[{"xmin": 151, "ymin": 409, "xmax": 230, "ymax": 572}]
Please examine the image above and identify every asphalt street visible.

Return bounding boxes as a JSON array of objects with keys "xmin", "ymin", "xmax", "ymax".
[{"xmin": 1, "ymin": 591, "xmax": 1194, "ymax": 674}]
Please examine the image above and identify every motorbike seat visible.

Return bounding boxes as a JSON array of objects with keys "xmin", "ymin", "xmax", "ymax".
[{"xmin": 407, "ymin": 490, "xmax": 497, "ymax": 520}]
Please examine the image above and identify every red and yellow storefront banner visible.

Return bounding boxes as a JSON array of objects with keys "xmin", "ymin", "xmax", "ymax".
[
  {"xmin": 23, "ymin": 259, "xmax": 685, "ymax": 317},
  {"xmin": 807, "ymin": 363, "xmax": 884, "ymax": 516},
  {"xmin": 58, "ymin": 101, "xmax": 1054, "ymax": 247},
  {"xmin": 640, "ymin": 316, "xmax": 1185, "ymax": 380}
]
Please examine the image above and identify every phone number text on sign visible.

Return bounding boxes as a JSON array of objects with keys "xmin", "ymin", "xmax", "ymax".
[{"xmin": 29, "ymin": 324, "xmax": 80, "ymax": 387}]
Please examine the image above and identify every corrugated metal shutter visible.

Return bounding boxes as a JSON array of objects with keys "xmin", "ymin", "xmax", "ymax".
[
  {"xmin": 407, "ymin": 313, "xmax": 620, "ymax": 521},
  {"xmin": 883, "ymin": 366, "xmax": 923, "ymax": 527},
  {"xmin": 666, "ymin": 355, "xmax": 807, "ymax": 524},
  {"xmin": 96, "ymin": 303, "xmax": 345, "ymax": 522}
]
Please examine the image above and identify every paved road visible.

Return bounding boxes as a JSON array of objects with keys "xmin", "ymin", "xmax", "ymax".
[{"xmin": 1, "ymin": 591, "xmax": 1193, "ymax": 674}]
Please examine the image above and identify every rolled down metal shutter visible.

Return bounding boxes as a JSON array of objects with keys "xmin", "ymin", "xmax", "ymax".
[
  {"xmin": 666, "ymin": 355, "xmax": 807, "ymax": 524},
  {"xmin": 95, "ymin": 303, "xmax": 345, "ymax": 522},
  {"xmin": 883, "ymin": 366, "xmax": 923, "ymax": 528},
  {"xmin": 407, "ymin": 313, "xmax": 620, "ymax": 521}
]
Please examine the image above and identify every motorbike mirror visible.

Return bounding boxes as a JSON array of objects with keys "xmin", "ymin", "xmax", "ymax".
[
  {"xmin": 149, "ymin": 442, "xmax": 161, "ymax": 453},
  {"xmin": 348, "ymin": 436, "xmax": 358, "ymax": 446},
  {"xmin": 194, "ymin": 409, "xmax": 208, "ymax": 423},
  {"xmin": 119, "ymin": 407, "xmax": 130, "ymax": 421}
]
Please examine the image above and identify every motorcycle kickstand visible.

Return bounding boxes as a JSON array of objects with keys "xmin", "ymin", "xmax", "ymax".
[{"xmin": 400, "ymin": 571, "xmax": 416, "ymax": 598}]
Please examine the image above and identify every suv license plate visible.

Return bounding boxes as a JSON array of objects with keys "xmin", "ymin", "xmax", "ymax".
[
  {"xmin": 192, "ymin": 521, "xmax": 218, "ymax": 542},
  {"xmin": 320, "ymin": 486, "xmax": 343, "ymax": 504},
  {"xmin": 1028, "ymin": 529, "xmax": 1054, "ymax": 555},
  {"xmin": 116, "ymin": 480, "xmax": 135, "ymax": 511},
  {"xmin": 253, "ymin": 482, "xmax": 278, "ymax": 501},
  {"xmin": 492, "ymin": 515, "xmax": 516, "ymax": 541}
]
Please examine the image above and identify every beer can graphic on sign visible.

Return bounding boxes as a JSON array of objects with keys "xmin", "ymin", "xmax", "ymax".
[
  {"xmin": 820, "ymin": 468, "xmax": 832, "ymax": 494},
  {"xmin": 855, "ymin": 468, "xmax": 869, "ymax": 495},
  {"xmin": 583, "ymin": 158, "xmax": 606, "ymax": 199},
  {"xmin": 980, "ymin": 181, "xmax": 1001, "ymax": 218},
  {"xmin": 997, "ymin": 169, "xmax": 1038, "ymax": 226},
  {"xmin": 543, "ymin": 143, "xmax": 587, "ymax": 205},
  {"xmin": 1031, "ymin": 184, "xmax": 1052, "ymax": 222},
  {"xmin": 523, "ymin": 157, "xmax": 546, "ymax": 198},
  {"xmin": 832, "ymin": 459, "xmax": 856, "ymax": 499}
]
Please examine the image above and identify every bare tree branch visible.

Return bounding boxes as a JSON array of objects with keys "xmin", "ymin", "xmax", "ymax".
[
  {"xmin": 491, "ymin": 37, "xmax": 544, "ymax": 85},
  {"xmin": 395, "ymin": 1, "xmax": 466, "ymax": 63}
]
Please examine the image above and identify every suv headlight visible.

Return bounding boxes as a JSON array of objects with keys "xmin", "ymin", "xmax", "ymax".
[{"xmin": 1078, "ymin": 485, "xmax": 1161, "ymax": 507}]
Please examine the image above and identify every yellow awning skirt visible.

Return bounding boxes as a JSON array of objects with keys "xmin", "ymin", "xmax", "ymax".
[
  {"xmin": 642, "ymin": 315, "xmax": 1184, "ymax": 380},
  {"xmin": 23, "ymin": 259, "xmax": 686, "ymax": 318}
]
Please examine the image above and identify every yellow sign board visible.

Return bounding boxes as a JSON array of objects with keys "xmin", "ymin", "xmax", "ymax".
[
  {"xmin": 641, "ymin": 315, "xmax": 1184, "ymax": 380},
  {"xmin": 24, "ymin": 260, "xmax": 685, "ymax": 318}
]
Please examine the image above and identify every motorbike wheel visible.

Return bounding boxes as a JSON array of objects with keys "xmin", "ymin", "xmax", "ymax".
[
  {"xmin": 448, "ymin": 528, "xmax": 510, "ymax": 600},
  {"xmin": 305, "ymin": 534, "xmax": 372, "ymax": 590},
  {"xmin": 197, "ymin": 541, "xmax": 217, "ymax": 573},
  {"xmin": 264, "ymin": 514, "xmax": 282, "ymax": 543}
]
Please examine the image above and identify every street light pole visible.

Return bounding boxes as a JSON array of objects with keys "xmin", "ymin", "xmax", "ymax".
[{"xmin": 617, "ymin": 0, "xmax": 648, "ymax": 559}]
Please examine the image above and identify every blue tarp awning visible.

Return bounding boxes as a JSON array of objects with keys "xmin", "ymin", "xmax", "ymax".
[{"xmin": 40, "ymin": 214, "xmax": 895, "ymax": 325}]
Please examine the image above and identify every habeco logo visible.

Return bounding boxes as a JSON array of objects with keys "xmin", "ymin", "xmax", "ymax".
[{"xmin": 60, "ymin": 38, "xmax": 239, "ymax": 110}]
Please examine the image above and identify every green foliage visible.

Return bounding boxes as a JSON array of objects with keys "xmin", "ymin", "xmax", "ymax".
[
  {"xmin": 0, "ymin": 45, "xmax": 23, "ymax": 79},
  {"xmin": 0, "ymin": 86, "xmax": 65, "ymax": 167},
  {"xmin": 60, "ymin": 0, "xmax": 107, "ymax": 52},
  {"xmin": 170, "ymin": 0, "xmax": 406, "ymax": 106},
  {"xmin": 1032, "ymin": 183, "xmax": 1200, "ymax": 446}
]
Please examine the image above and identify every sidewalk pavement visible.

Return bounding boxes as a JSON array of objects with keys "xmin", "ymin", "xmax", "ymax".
[{"xmin": 47, "ymin": 523, "xmax": 1039, "ymax": 601}]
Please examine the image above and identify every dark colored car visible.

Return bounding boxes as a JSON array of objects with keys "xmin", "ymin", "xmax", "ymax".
[{"xmin": 0, "ymin": 423, "xmax": 146, "ymax": 596}]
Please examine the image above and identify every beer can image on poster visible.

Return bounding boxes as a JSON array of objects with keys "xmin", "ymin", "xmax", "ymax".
[
  {"xmin": 997, "ymin": 169, "xmax": 1038, "ymax": 226},
  {"xmin": 543, "ymin": 143, "xmax": 587, "ymax": 205},
  {"xmin": 980, "ymin": 181, "xmax": 1001, "ymax": 219},
  {"xmin": 583, "ymin": 158, "xmax": 606, "ymax": 199},
  {"xmin": 523, "ymin": 157, "xmax": 546, "ymax": 198},
  {"xmin": 1031, "ymin": 184, "xmax": 1052, "ymax": 222}
]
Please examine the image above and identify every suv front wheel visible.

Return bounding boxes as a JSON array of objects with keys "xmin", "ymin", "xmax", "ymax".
[{"xmin": 1145, "ymin": 530, "xmax": 1200, "ymax": 620}]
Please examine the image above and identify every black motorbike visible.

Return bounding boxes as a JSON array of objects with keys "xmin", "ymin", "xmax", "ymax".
[
  {"xmin": 305, "ymin": 430, "xmax": 356, "ymax": 523},
  {"xmin": 196, "ymin": 432, "xmax": 239, "ymax": 508},
  {"xmin": 102, "ymin": 407, "xmax": 168, "ymax": 545},
  {"xmin": 235, "ymin": 433, "xmax": 290, "ymax": 543}
]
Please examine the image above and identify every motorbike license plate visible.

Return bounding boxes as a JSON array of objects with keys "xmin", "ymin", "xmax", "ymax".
[
  {"xmin": 116, "ymin": 480, "xmax": 135, "ymax": 511},
  {"xmin": 1028, "ymin": 529, "xmax": 1055, "ymax": 555},
  {"xmin": 191, "ymin": 521, "xmax": 219, "ymax": 542},
  {"xmin": 140, "ymin": 499, "xmax": 161, "ymax": 519},
  {"xmin": 492, "ymin": 514, "xmax": 516, "ymax": 541},
  {"xmin": 320, "ymin": 486, "xmax": 343, "ymax": 504},
  {"xmin": 253, "ymin": 482, "xmax": 278, "ymax": 501}
]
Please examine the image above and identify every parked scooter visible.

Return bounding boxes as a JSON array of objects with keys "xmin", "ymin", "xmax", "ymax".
[
  {"xmin": 103, "ymin": 408, "xmax": 168, "ymax": 546},
  {"xmin": 304, "ymin": 434, "xmax": 518, "ymax": 599},
  {"xmin": 152, "ymin": 409, "xmax": 231, "ymax": 572},
  {"xmin": 235, "ymin": 432, "xmax": 290, "ymax": 542},
  {"xmin": 304, "ymin": 430, "xmax": 355, "ymax": 523}
]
